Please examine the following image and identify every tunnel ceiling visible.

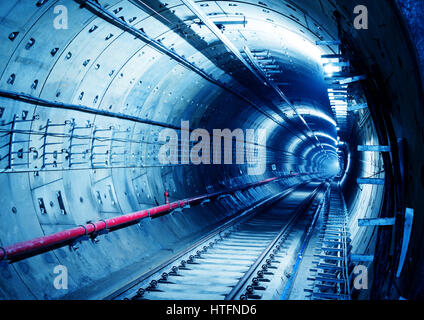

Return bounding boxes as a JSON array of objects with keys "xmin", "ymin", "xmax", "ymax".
[{"xmin": 0, "ymin": 0, "xmax": 348, "ymax": 177}]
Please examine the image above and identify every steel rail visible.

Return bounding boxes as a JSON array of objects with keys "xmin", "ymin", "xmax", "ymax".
[
  {"xmin": 115, "ymin": 182, "xmax": 322, "ymax": 300},
  {"xmin": 279, "ymin": 185, "xmax": 329, "ymax": 299},
  {"xmin": 225, "ymin": 182, "xmax": 324, "ymax": 300},
  {"xmin": 108, "ymin": 182, "xmax": 306, "ymax": 299}
]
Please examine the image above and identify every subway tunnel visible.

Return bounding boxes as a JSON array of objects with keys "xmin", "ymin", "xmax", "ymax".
[{"xmin": 0, "ymin": 0, "xmax": 423, "ymax": 300}]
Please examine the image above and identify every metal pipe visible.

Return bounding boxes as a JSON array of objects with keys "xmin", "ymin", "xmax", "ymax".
[{"xmin": 0, "ymin": 176, "xmax": 287, "ymax": 261}]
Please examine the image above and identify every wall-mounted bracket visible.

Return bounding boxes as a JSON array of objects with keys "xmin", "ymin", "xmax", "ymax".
[
  {"xmin": 171, "ymin": 204, "xmax": 191, "ymax": 215},
  {"xmin": 348, "ymin": 103, "xmax": 368, "ymax": 112},
  {"xmin": 89, "ymin": 228, "xmax": 109, "ymax": 243},
  {"xmin": 171, "ymin": 207, "xmax": 183, "ymax": 214},
  {"xmin": 321, "ymin": 54, "xmax": 344, "ymax": 59},
  {"xmin": 357, "ymin": 145, "xmax": 390, "ymax": 152},
  {"xmin": 200, "ymin": 199, "xmax": 211, "ymax": 206},
  {"xmin": 69, "ymin": 235, "xmax": 90, "ymax": 251},
  {"xmin": 323, "ymin": 61, "xmax": 350, "ymax": 67},
  {"xmin": 316, "ymin": 40, "xmax": 341, "ymax": 45},
  {"xmin": 350, "ymin": 254, "xmax": 374, "ymax": 262},
  {"xmin": 396, "ymin": 208, "xmax": 414, "ymax": 277},
  {"xmin": 357, "ymin": 178, "xmax": 385, "ymax": 185},
  {"xmin": 217, "ymin": 194, "xmax": 231, "ymax": 201},
  {"xmin": 358, "ymin": 217, "xmax": 395, "ymax": 227},
  {"xmin": 339, "ymin": 75, "xmax": 367, "ymax": 84}
]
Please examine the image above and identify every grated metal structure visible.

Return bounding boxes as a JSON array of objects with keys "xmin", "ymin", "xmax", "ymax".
[{"xmin": 307, "ymin": 182, "xmax": 351, "ymax": 300}]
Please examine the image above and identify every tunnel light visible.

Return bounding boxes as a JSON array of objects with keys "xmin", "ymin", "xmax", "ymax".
[
  {"xmin": 287, "ymin": 136, "xmax": 303, "ymax": 153},
  {"xmin": 286, "ymin": 107, "xmax": 337, "ymax": 127},
  {"xmin": 258, "ymin": 116, "xmax": 278, "ymax": 140},
  {"xmin": 323, "ymin": 61, "xmax": 350, "ymax": 68},
  {"xmin": 323, "ymin": 63, "xmax": 341, "ymax": 75},
  {"xmin": 321, "ymin": 57, "xmax": 342, "ymax": 76},
  {"xmin": 310, "ymin": 149, "xmax": 325, "ymax": 164},
  {"xmin": 313, "ymin": 132, "xmax": 338, "ymax": 144},
  {"xmin": 340, "ymin": 150, "xmax": 351, "ymax": 185},
  {"xmin": 208, "ymin": 14, "xmax": 247, "ymax": 26},
  {"xmin": 328, "ymin": 93, "xmax": 347, "ymax": 98},
  {"xmin": 247, "ymin": 19, "xmax": 325, "ymax": 63},
  {"xmin": 320, "ymin": 143, "xmax": 337, "ymax": 150},
  {"xmin": 303, "ymin": 145, "xmax": 315, "ymax": 158}
]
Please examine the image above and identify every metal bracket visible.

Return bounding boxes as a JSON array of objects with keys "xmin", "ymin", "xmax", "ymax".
[
  {"xmin": 357, "ymin": 145, "xmax": 390, "ymax": 152},
  {"xmin": 348, "ymin": 103, "xmax": 368, "ymax": 112},
  {"xmin": 200, "ymin": 199, "xmax": 211, "ymax": 206},
  {"xmin": 396, "ymin": 208, "xmax": 414, "ymax": 277},
  {"xmin": 217, "ymin": 194, "xmax": 231, "ymax": 201},
  {"xmin": 316, "ymin": 40, "xmax": 341, "ymax": 46},
  {"xmin": 357, "ymin": 178, "xmax": 385, "ymax": 185},
  {"xmin": 89, "ymin": 228, "xmax": 109, "ymax": 243},
  {"xmin": 171, "ymin": 204, "xmax": 190, "ymax": 215},
  {"xmin": 69, "ymin": 235, "xmax": 90, "ymax": 251},
  {"xmin": 339, "ymin": 75, "xmax": 367, "ymax": 84},
  {"xmin": 358, "ymin": 217, "xmax": 395, "ymax": 227},
  {"xmin": 350, "ymin": 254, "xmax": 374, "ymax": 262}
]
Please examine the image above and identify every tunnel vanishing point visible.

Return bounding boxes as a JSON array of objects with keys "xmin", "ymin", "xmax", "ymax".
[{"xmin": 0, "ymin": 0, "xmax": 423, "ymax": 301}]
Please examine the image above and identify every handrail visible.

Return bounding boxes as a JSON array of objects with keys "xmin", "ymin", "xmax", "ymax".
[{"xmin": 0, "ymin": 175, "xmax": 309, "ymax": 262}]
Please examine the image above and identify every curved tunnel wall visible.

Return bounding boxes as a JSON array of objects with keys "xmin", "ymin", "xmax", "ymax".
[
  {"xmin": 0, "ymin": 0, "xmax": 328, "ymax": 299},
  {"xmin": 0, "ymin": 0, "xmax": 423, "ymax": 299}
]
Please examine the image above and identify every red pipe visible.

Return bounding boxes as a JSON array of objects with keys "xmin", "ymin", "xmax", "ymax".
[{"xmin": 0, "ymin": 176, "xmax": 285, "ymax": 261}]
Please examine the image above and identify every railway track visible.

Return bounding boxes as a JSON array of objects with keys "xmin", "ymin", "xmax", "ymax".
[
  {"xmin": 110, "ymin": 182, "xmax": 327, "ymax": 300},
  {"xmin": 307, "ymin": 184, "xmax": 351, "ymax": 300}
]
